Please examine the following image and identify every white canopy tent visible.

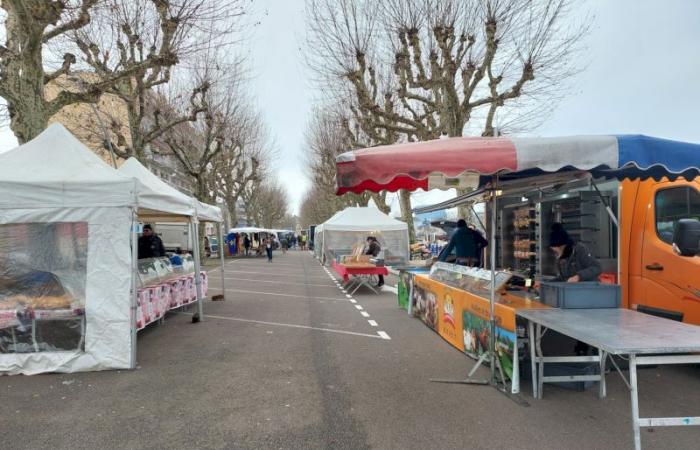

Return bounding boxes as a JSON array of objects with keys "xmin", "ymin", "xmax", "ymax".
[
  {"xmin": 117, "ymin": 157, "xmax": 225, "ymax": 328},
  {"xmin": 318, "ymin": 207, "xmax": 410, "ymax": 266},
  {"xmin": 0, "ymin": 124, "xmax": 215, "ymax": 375}
]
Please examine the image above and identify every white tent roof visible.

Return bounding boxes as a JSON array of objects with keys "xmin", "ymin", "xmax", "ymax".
[
  {"xmin": 0, "ymin": 124, "xmax": 190, "ymax": 217},
  {"xmin": 321, "ymin": 207, "xmax": 408, "ymax": 231},
  {"xmin": 229, "ymin": 226, "xmax": 273, "ymax": 234},
  {"xmin": 118, "ymin": 157, "xmax": 222, "ymax": 222},
  {"xmin": 195, "ymin": 199, "xmax": 223, "ymax": 223},
  {"xmin": 0, "ymin": 123, "xmax": 138, "ymax": 209},
  {"xmin": 118, "ymin": 157, "xmax": 195, "ymax": 218}
]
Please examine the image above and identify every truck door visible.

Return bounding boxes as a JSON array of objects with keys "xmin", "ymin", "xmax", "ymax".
[{"xmin": 641, "ymin": 183, "xmax": 700, "ymax": 324}]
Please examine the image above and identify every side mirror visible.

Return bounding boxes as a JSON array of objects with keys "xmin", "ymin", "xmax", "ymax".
[{"xmin": 673, "ymin": 219, "xmax": 700, "ymax": 257}]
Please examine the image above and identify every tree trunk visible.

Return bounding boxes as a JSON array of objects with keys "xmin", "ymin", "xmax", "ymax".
[
  {"xmin": 370, "ymin": 193, "xmax": 391, "ymax": 214},
  {"xmin": 4, "ymin": 11, "xmax": 50, "ymax": 144},
  {"xmin": 398, "ymin": 189, "xmax": 416, "ymax": 243},
  {"xmin": 8, "ymin": 93, "xmax": 50, "ymax": 144},
  {"xmin": 193, "ymin": 175, "xmax": 209, "ymax": 262}
]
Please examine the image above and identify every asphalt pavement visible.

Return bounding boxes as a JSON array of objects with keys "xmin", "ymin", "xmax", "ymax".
[{"xmin": 2, "ymin": 250, "xmax": 700, "ymax": 449}]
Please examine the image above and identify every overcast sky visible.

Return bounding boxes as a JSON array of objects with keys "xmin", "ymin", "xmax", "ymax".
[{"xmin": 1, "ymin": 0, "xmax": 699, "ymax": 215}]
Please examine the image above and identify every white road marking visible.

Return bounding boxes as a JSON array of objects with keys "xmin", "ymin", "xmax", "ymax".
[
  {"xmin": 377, "ymin": 331, "xmax": 391, "ymax": 340},
  {"xmin": 354, "ymin": 305, "xmax": 363, "ymax": 310},
  {"xmin": 381, "ymin": 284, "xmax": 398, "ymax": 294},
  {"xmin": 368, "ymin": 320, "xmax": 378, "ymax": 327},
  {"xmin": 224, "ymin": 270, "xmax": 329, "ymax": 280},
  {"xmin": 360, "ymin": 312, "xmax": 370, "ymax": 317},
  {"xmin": 232, "ymin": 261, "xmax": 299, "ymax": 268},
  {"xmin": 345, "ymin": 294, "xmax": 352, "ymax": 298},
  {"xmin": 218, "ymin": 277, "xmax": 335, "ymax": 288},
  {"xmin": 349, "ymin": 299, "xmax": 357, "ymax": 303},
  {"xmin": 226, "ymin": 288, "xmax": 348, "ymax": 302},
  {"xmin": 177, "ymin": 313, "xmax": 385, "ymax": 340}
]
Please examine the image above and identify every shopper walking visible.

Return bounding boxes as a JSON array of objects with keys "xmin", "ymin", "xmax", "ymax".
[
  {"xmin": 243, "ymin": 235, "xmax": 251, "ymax": 256},
  {"xmin": 265, "ymin": 238, "xmax": 273, "ymax": 262}
]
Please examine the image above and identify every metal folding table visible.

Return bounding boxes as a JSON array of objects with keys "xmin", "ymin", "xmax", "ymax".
[{"xmin": 517, "ymin": 308, "xmax": 700, "ymax": 450}]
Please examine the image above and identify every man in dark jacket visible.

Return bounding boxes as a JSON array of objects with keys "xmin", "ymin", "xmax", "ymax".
[
  {"xmin": 138, "ymin": 224, "xmax": 166, "ymax": 259},
  {"xmin": 549, "ymin": 223, "xmax": 601, "ymax": 282},
  {"xmin": 365, "ymin": 236, "xmax": 384, "ymax": 287},
  {"xmin": 438, "ymin": 219, "xmax": 488, "ymax": 266}
]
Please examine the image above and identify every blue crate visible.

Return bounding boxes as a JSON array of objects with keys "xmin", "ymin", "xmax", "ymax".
[{"xmin": 540, "ymin": 282, "xmax": 621, "ymax": 309}]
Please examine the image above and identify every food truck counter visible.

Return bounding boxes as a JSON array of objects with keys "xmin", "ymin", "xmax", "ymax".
[{"xmin": 409, "ymin": 262, "xmax": 550, "ymax": 389}]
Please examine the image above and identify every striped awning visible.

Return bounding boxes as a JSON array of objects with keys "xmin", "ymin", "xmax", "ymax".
[{"xmin": 335, "ymin": 135, "xmax": 700, "ymax": 195}]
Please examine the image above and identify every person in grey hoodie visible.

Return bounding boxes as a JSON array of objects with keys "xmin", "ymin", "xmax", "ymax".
[{"xmin": 549, "ymin": 223, "xmax": 601, "ymax": 282}]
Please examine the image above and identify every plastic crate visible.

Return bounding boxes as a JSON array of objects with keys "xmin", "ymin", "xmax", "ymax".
[{"xmin": 540, "ymin": 282, "xmax": 621, "ymax": 309}]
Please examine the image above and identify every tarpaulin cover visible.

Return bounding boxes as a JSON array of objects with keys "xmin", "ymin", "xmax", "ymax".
[{"xmin": 335, "ymin": 135, "xmax": 700, "ymax": 194}]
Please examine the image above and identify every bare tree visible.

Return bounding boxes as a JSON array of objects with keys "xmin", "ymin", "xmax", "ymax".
[
  {"xmin": 0, "ymin": 0, "xmax": 183, "ymax": 142},
  {"xmin": 71, "ymin": 0, "xmax": 247, "ymax": 159},
  {"xmin": 306, "ymin": 0, "xmax": 589, "ymax": 229},
  {"xmin": 302, "ymin": 105, "xmax": 375, "ymax": 224},
  {"xmin": 254, "ymin": 182, "xmax": 291, "ymax": 229},
  {"xmin": 211, "ymin": 110, "xmax": 273, "ymax": 227}
]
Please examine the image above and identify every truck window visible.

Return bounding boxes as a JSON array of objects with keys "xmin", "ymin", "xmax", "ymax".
[{"xmin": 655, "ymin": 186, "xmax": 700, "ymax": 244}]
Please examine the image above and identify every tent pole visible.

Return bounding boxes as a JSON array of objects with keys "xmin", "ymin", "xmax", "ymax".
[
  {"xmin": 219, "ymin": 222, "xmax": 226, "ymax": 299},
  {"xmin": 130, "ymin": 210, "xmax": 139, "ymax": 369},
  {"xmin": 489, "ymin": 175, "xmax": 498, "ymax": 384},
  {"xmin": 191, "ymin": 219, "xmax": 204, "ymax": 322}
]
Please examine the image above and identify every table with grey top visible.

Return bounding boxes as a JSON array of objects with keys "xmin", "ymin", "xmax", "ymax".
[{"xmin": 516, "ymin": 308, "xmax": 700, "ymax": 450}]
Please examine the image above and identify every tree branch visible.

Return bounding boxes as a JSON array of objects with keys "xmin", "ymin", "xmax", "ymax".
[{"xmin": 42, "ymin": 0, "xmax": 99, "ymax": 43}]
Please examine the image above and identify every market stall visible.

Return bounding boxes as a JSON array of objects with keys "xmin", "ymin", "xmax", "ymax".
[
  {"xmin": 317, "ymin": 206, "xmax": 410, "ymax": 266},
  {"xmin": 118, "ymin": 157, "xmax": 225, "ymax": 327},
  {"xmin": 0, "ymin": 124, "xmax": 221, "ymax": 375},
  {"xmin": 336, "ymin": 134, "xmax": 700, "ymax": 449},
  {"xmin": 227, "ymin": 226, "xmax": 278, "ymax": 256}
]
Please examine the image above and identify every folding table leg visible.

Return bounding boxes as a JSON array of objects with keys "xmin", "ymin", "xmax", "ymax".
[
  {"xmin": 528, "ymin": 320, "xmax": 538, "ymax": 399},
  {"xmin": 598, "ymin": 349, "xmax": 607, "ymax": 399},
  {"xmin": 629, "ymin": 354, "xmax": 642, "ymax": 450},
  {"xmin": 536, "ymin": 324, "xmax": 544, "ymax": 399},
  {"xmin": 32, "ymin": 319, "xmax": 39, "ymax": 352},
  {"xmin": 78, "ymin": 316, "xmax": 86, "ymax": 351}
]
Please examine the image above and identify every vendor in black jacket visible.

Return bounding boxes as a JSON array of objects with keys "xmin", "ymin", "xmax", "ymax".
[
  {"xmin": 549, "ymin": 223, "xmax": 601, "ymax": 282},
  {"xmin": 439, "ymin": 219, "xmax": 488, "ymax": 267},
  {"xmin": 365, "ymin": 236, "xmax": 384, "ymax": 287},
  {"xmin": 138, "ymin": 224, "xmax": 166, "ymax": 259}
]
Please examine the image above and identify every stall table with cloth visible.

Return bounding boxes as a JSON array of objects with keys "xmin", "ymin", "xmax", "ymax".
[
  {"xmin": 518, "ymin": 308, "xmax": 700, "ymax": 450},
  {"xmin": 331, "ymin": 260, "xmax": 388, "ymax": 295}
]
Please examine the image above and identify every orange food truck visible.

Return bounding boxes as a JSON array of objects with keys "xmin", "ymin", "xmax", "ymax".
[{"xmin": 621, "ymin": 178, "xmax": 700, "ymax": 323}]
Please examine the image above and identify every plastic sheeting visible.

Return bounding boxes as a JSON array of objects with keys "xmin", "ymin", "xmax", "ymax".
[
  {"xmin": 0, "ymin": 222, "xmax": 87, "ymax": 354},
  {"xmin": 321, "ymin": 229, "xmax": 410, "ymax": 266},
  {"xmin": 0, "ymin": 207, "xmax": 132, "ymax": 375}
]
